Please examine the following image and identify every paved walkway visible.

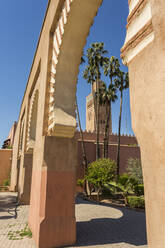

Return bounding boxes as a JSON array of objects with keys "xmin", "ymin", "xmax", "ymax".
[{"xmin": 0, "ymin": 192, "xmax": 147, "ymax": 248}]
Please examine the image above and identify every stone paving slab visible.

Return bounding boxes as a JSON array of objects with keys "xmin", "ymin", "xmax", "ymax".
[
  {"xmin": 0, "ymin": 193, "xmax": 148, "ymax": 248},
  {"xmin": 0, "ymin": 192, "xmax": 36, "ymax": 248}
]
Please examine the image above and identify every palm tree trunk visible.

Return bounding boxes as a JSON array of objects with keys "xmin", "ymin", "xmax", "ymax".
[
  {"xmin": 96, "ymin": 78, "xmax": 100, "ymax": 160},
  {"xmin": 76, "ymin": 97, "xmax": 88, "ymax": 195},
  {"xmin": 103, "ymin": 101, "xmax": 108, "ymax": 158},
  {"xmin": 105, "ymin": 103, "xmax": 111, "ymax": 158},
  {"xmin": 116, "ymin": 89, "xmax": 123, "ymax": 182},
  {"xmin": 91, "ymin": 84, "xmax": 97, "ymax": 130},
  {"xmin": 105, "ymin": 76, "xmax": 113, "ymax": 158}
]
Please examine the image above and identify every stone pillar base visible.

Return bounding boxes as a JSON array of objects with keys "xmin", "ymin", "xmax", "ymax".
[
  {"xmin": 29, "ymin": 136, "xmax": 77, "ymax": 248},
  {"xmin": 19, "ymin": 153, "xmax": 33, "ymax": 205},
  {"xmin": 39, "ymin": 212, "xmax": 76, "ymax": 248},
  {"xmin": 9, "ymin": 158, "xmax": 20, "ymax": 192}
]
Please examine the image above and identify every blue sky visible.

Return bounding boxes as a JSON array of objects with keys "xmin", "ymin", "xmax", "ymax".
[{"xmin": 0, "ymin": 0, "xmax": 134, "ymax": 147}]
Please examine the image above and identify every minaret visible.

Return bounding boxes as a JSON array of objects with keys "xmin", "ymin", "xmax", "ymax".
[{"xmin": 86, "ymin": 81, "xmax": 112, "ymax": 134}]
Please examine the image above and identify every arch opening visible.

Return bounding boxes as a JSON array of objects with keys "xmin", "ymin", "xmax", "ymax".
[{"xmin": 27, "ymin": 90, "xmax": 39, "ymax": 151}]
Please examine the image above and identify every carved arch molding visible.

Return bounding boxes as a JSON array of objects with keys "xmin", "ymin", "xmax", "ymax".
[
  {"xmin": 43, "ymin": 0, "xmax": 103, "ymax": 138},
  {"xmin": 27, "ymin": 89, "xmax": 39, "ymax": 151}
]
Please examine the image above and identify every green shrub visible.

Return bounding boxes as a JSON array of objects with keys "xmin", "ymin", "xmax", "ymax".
[
  {"xmin": 86, "ymin": 158, "xmax": 116, "ymax": 200},
  {"xmin": 102, "ymin": 187, "xmax": 110, "ymax": 196},
  {"xmin": 108, "ymin": 178, "xmax": 136, "ymax": 206},
  {"xmin": 102, "ymin": 186, "xmax": 115, "ymax": 197},
  {"xmin": 3, "ymin": 179, "xmax": 10, "ymax": 186},
  {"xmin": 119, "ymin": 174, "xmax": 138, "ymax": 192},
  {"xmin": 126, "ymin": 157, "xmax": 143, "ymax": 184},
  {"xmin": 128, "ymin": 177, "xmax": 139, "ymax": 188},
  {"xmin": 119, "ymin": 174, "xmax": 130, "ymax": 186},
  {"xmin": 77, "ymin": 179, "xmax": 84, "ymax": 187},
  {"xmin": 134, "ymin": 184, "xmax": 144, "ymax": 196},
  {"xmin": 127, "ymin": 196, "xmax": 145, "ymax": 208}
]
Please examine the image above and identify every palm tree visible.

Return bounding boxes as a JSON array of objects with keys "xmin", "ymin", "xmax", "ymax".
[
  {"xmin": 104, "ymin": 56, "xmax": 120, "ymax": 86},
  {"xmin": 115, "ymin": 70, "xmax": 129, "ymax": 182},
  {"xmin": 76, "ymin": 97, "xmax": 88, "ymax": 194},
  {"xmin": 103, "ymin": 56, "xmax": 119, "ymax": 157},
  {"xmin": 99, "ymin": 82, "xmax": 118, "ymax": 158},
  {"xmin": 75, "ymin": 55, "xmax": 89, "ymax": 194},
  {"xmin": 83, "ymin": 42, "xmax": 108, "ymax": 159}
]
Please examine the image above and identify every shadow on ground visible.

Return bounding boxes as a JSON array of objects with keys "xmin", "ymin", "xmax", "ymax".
[
  {"xmin": 72, "ymin": 197, "xmax": 147, "ymax": 247},
  {"xmin": 0, "ymin": 193, "xmax": 18, "ymax": 219}
]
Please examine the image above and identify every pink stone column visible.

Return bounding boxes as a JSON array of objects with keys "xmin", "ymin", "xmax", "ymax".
[
  {"xmin": 121, "ymin": 0, "xmax": 165, "ymax": 246},
  {"xmin": 29, "ymin": 136, "xmax": 77, "ymax": 248},
  {"xmin": 19, "ymin": 153, "xmax": 33, "ymax": 204}
]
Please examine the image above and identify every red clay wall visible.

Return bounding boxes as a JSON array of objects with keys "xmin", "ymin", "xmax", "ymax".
[
  {"xmin": 0, "ymin": 149, "xmax": 12, "ymax": 185},
  {"xmin": 75, "ymin": 131, "xmax": 138, "ymax": 145},
  {"xmin": 76, "ymin": 140, "xmax": 141, "ymax": 180}
]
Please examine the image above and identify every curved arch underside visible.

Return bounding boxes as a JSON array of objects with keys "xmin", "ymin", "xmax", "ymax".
[
  {"xmin": 47, "ymin": 0, "xmax": 103, "ymax": 138},
  {"xmin": 27, "ymin": 90, "xmax": 39, "ymax": 151}
]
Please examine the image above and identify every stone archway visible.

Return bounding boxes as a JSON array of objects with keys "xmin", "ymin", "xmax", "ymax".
[
  {"xmin": 28, "ymin": 1, "xmax": 103, "ymax": 247},
  {"xmin": 27, "ymin": 90, "xmax": 39, "ymax": 151},
  {"xmin": 10, "ymin": 0, "xmax": 165, "ymax": 247}
]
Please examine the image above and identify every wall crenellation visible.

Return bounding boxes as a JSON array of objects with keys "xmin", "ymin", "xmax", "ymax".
[{"xmin": 75, "ymin": 130, "xmax": 137, "ymax": 145}]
